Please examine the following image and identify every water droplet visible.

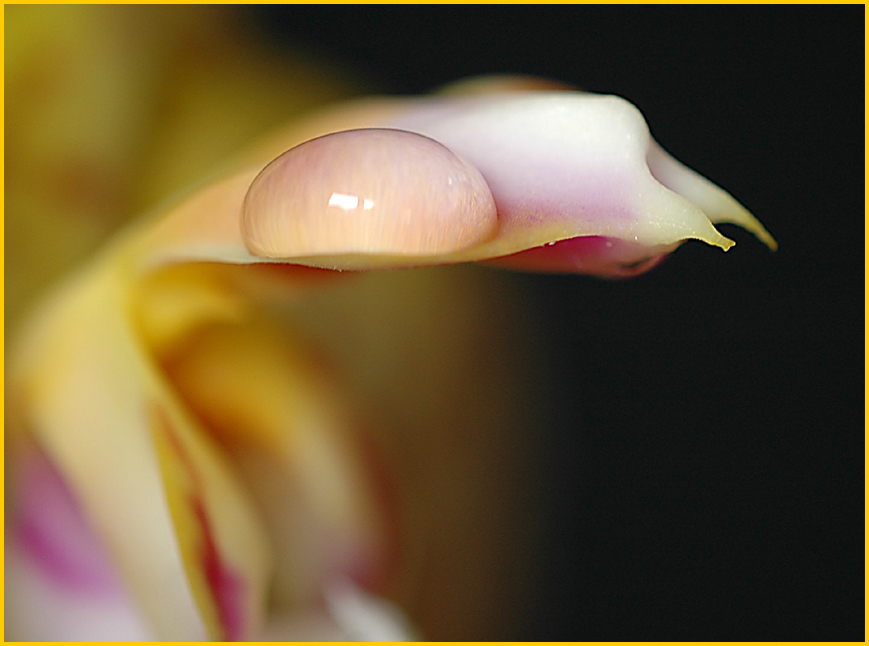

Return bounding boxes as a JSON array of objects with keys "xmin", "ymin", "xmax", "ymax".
[{"xmin": 242, "ymin": 129, "xmax": 498, "ymax": 259}]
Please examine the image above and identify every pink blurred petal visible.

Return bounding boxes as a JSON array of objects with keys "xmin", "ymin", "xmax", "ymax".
[
  {"xmin": 6, "ymin": 447, "xmax": 154, "ymax": 640},
  {"xmin": 12, "ymin": 447, "xmax": 121, "ymax": 592}
]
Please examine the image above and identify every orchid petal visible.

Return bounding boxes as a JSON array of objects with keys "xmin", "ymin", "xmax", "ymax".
[
  {"xmin": 10, "ymin": 264, "xmax": 213, "ymax": 639},
  {"xmin": 9, "ymin": 256, "xmax": 391, "ymax": 640},
  {"xmin": 10, "ymin": 261, "xmax": 273, "ymax": 640},
  {"xmin": 151, "ymin": 313, "xmax": 389, "ymax": 608},
  {"xmin": 5, "ymin": 444, "xmax": 154, "ymax": 640},
  {"xmin": 131, "ymin": 84, "xmax": 773, "ymax": 277}
]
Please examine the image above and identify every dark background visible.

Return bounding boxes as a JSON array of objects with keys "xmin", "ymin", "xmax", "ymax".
[{"xmin": 247, "ymin": 6, "xmax": 863, "ymax": 640}]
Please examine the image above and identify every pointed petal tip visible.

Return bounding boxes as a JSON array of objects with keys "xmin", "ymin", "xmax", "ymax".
[
  {"xmin": 708, "ymin": 203, "xmax": 777, "ymax": 252},
  {"xmin": 735, "ymin": 210, "xmax": 778, "ymax": 252},
  {"xmin": 713, "ymin": 232, "xmax": 737, "ymax": 252},
  {"xmin": 645, "ymin": 140, "xmax": 776, "ymax": 253}
]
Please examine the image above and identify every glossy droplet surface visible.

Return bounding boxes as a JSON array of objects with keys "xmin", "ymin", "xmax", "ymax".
[{"xmin": 242, "ymin": 129, "xmax": 498, "ymax": 259}]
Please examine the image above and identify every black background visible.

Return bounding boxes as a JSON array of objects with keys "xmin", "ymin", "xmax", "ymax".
[{"xmin": 247, "ymin": 6, "xmax": 863, "ymax": 640}]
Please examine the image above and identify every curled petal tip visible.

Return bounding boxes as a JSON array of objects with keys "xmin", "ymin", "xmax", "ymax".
[
  {"xmin": 242, "ymin": 129, "xmax": 497, "ymax": 261},
  {"xmin": 715, "ymin": 201, "xmax": 778, "ymax": 252},
  {"xmin": 646, "ymin": 140, "xmax": 777, "ymax": 252}
]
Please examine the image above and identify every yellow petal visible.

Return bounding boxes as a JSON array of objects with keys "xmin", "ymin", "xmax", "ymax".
[{"xmin": 10, "ymin": 259, "xmax": 271, "ymax": 640}]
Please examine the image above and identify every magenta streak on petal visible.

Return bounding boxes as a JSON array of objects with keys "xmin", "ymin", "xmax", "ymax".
[
  {"xmin": 12, "ymin": 447, "xmax": 124, "ymax": 594},
  {"xmin": 191, "ymin": 497, "xmax": 245, "ymax": 642},
  {"xmin": 486, "ymin": 235, "xmax": 673, "ymax": 278},
  {"xmin": 153, "ymin": 406, "xmax": 247, "ymax": 641}
]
